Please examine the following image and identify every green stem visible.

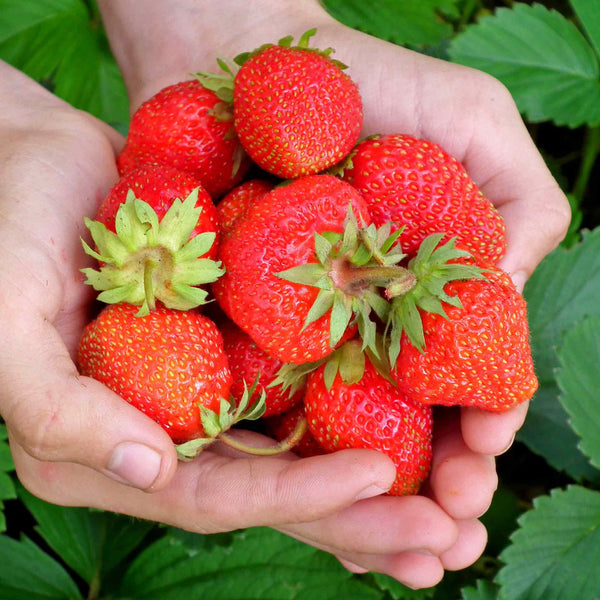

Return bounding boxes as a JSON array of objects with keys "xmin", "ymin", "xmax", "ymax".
[
  {"xmin": 572, "ymin": 125, "xmax": 600, "ymax": 203},
  {"xmin": 87, "ymin": 569, "xmax": 101, "ymax": 600},
  {"xmin": 332, "ymin": 259, "xmax": 416, "ymax": 296},
  {"xmin": 217, "ymin": 418, "xmax": 308, "ymax": 456}
]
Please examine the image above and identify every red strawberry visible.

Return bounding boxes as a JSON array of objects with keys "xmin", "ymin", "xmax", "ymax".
[
  {"xmin": 220, "ymin": 319, "xmax": 304, "ymax": 417},
  {"xmin": 388, "ymin": 237, "xmax": 537, "ymax": 411},
  {"xmin": 117, "ymin": 80, "xmax": 250, "ymax": 199},
  {"xmin": 339, "ymin": 134, "xmax": 507, "ymax": 264},
  {"xmin": 264, "ymin": 404, "xmax": 325, "ymax": 458},
  {"xmin": 78, "ymin": 304, "xmax": 233, "ymax": 444},
  {"xmin": 304, "ymin": 354, "xmax": 433, "ymax": 496},
  {"xmin": 96, "ymin": 164, "xmax": 219, "ymax": 259},
  {"xmin": 198, "ymin": 30, "xmax": 362, "ymax": 179},
  {"xmin": 213, "ymin": 174, "xmax": 406, "ymax": 364},
  {"xmin": 81, "ymin": 166, "xmax": 224, "ymax": 316},
  {"xmin": 217, "ymin": 179, "xmax": 275, "ymax": 240}
]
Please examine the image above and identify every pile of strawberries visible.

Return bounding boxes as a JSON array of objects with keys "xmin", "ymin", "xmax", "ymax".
[{"xmin": 77, "ymin": 30, "xmax": 538, "ymax": 496}]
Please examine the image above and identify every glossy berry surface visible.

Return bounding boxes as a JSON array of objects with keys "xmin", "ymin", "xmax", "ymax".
[
  {"xmin": 118, "ymin": 80, "xmax": 250, "ymax": 199},
  {"xmin": 341, "ymin": 134, "xmax": 506, "ymax": 264},
  {"xmin": 78, "ymin": 304, "xmax": 232, "ymax": 443},
  {"xmin": 304, "ymin": 358, "xmax": 433, "ymax": 496},
  {"xmin": 234, "ymin": 45, "xmax": 362, "ymax": 179}
]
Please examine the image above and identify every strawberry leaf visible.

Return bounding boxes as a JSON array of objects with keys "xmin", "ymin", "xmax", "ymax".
[
  {"xmin": 16, "ymin": 485, "xmax": 153, "ymax": 589},
  {"xmin": 119, "ymin": 527, "xmax": 382, "ymax": 599},
  {"xmin": 449, "ymin": 3, "xmax": 600, "ymax": 127},
  {"xmin": 0, "ymin": 0, "xmax": 129, "ymax": 126},
  {"xmin": 518, "ymin": 227, "xmax": 600, "ymax": 480},
  {"xmin": 497, "ymin": 485, "xmax": 600, "ymax": 599},
  {"xmin": 0, "ymin": 535, "xmax": 83, "ymax": 600},
  {"xmin": 322, "ymin": 0, "xmax": 459, "ymax": 47},
  {"xmin": 556, "ymin": 317, "xmax": 600, "ymax": 469},
  {"xmin": 0, "ymin": 425, "xmax": 15, "ymax": 533}
]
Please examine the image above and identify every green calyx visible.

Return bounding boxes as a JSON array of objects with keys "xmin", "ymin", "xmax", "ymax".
[
  {"xmin": 273, "ymin": 337, "xmax": 396, "ymax": 393},
  {"xmin": 195, "ymin": 28, "xmax": 346, "ymax": 103},
  {"xmin": 386, "ymin": 234, "xmax": 488, "ymax": 363},
  {"xmin": 275, "ymin": 207, "xmax": 414, "ymax": 357},
  {"xmin": 234, "ymin": 28, "xmax": 346, "ymax": 69},
  {"xmin": 176, "ymin": 380, "xmax": 267, "ymax": 460},
  {"xmin": 81, "ymin": 188, "xmax": 224, "ymax": 317}
]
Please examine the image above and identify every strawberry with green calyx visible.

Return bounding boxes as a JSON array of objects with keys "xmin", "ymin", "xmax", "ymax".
[
  {"xmin": 213, "ymin": 175, "xmax": 412, "ymax": 364},
  {"xmin": 81, "ymin": 186, "xmax": 224, "ymax": 316},
  {"xmin": 95, "ymin": 165, "xmax": 220, "ymax": 259},
  {"xmin": 196, "ymin": 29, "xmax": 363, "ymax": 179},
  {"xmin": 117, "ymin": 80, "xmax": 250, "ymax": 199},
  {"xmin": 304, "ymin": 352, "xmax": 433, "ymax": 496},
  {"xmin": 388, "ymin": 236, "xmax": 538, "ymax": 412},
  {"xmin": 220, "ymin": 319, "xmax": 305, "ymax": 417},
  {"xmin": 337, "ymin": 133, "xmax": 507, "ymax": 264},
  {"xmin": 78, "ymin": 303, "xmax": 237, "ymax": 445}
]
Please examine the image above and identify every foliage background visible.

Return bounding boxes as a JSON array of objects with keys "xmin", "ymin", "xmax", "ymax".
[{"xmin": 1, "ymin": 0, "xmax": 600, "ymax": 598}]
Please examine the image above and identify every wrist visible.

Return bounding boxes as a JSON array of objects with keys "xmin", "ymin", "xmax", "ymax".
[{"xmin": 97, "ymin": 0, "xmax": 336, "ymax": 110}]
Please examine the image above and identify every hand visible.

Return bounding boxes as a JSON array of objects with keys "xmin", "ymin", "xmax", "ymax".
[
  {"xmin": 95, "ymin": 0, "xmax": 568, "ymax": 586},
  {"xmin": 0, "ymin": 59, "xmax": 483, "ymax": 590}
]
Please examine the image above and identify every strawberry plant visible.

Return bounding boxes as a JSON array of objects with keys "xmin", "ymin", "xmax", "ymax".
[{"xmin": 2, "ymin": 1, "xmax": 600, "ymax": 599}]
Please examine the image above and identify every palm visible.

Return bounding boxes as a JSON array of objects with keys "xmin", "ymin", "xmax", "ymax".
[{"xmin": 0, "ymin": 109, "xmax": 120, "ymax": 354}]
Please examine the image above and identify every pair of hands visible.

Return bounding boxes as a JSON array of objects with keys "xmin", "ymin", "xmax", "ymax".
[{"xmin": 0, "ymin": 0, "xmax": 570, "ymax": 590}]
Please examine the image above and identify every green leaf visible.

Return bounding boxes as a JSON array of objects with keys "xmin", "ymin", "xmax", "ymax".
[
  {"xmin": 571, "ymin": 0, "xmax": 600, "ymax": 58},
  {"xmin": 556, "ymin": 317, "xmax": 600, "ymax": 470},
  {"xmin": 518, "ymin": 382, "xmax": 598, "ymax": 481},
  {"xmin": 497, "ymin": 485, "xmax": 600, "ymax": 600},
  {"xmin": 0, "ymin": 0, "xmax": 129, "ymax": 126},
  {"xmin": 460, "ymin": 580, "xmax": 499, "ymax": 600},
  {"xmin": 371, "ymin": 571, "xmax": 434, "ymax": 599},
  {"xmin": 322, "ymin": 0, "xmax": 459, "ymax": 47},
  {"xmin": 19, "ymin": 486, "xmax": 154, "ymax": 584},
  {"xmin": 0, "ymin": 535, "xmax": 82, "ymax": 600},
  {"xmin": 518, "ymin": 227, "xmax": 600, "ymax": 479},
  {"xmin": 449, "ymin": 3, "xmax": 600, "ymax": 127},
  {"xmin": 120, "ymin": 527, "xmax": 382, "ymax": 599},
  {"xmin": 0, "ymin": 426, "xmax": 14, "ymax": 533}
]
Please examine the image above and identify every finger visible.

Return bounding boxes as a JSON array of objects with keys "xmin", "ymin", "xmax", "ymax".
[
  {"xmin": 427, "ymin": 409, "xmax": 498, "ymax": 520},
  {"xmin": 337, "ymin": 558, "xmax": 369, "ymax": 574},
  {"xmin": 440, "ymin": 519, "xmax": 488, "ymax": 571},
  {"xmin": 0, "ymin": 322, "xmax": 177, "ymax": 491},
  {"xmin": 10, "ymin": 441, "xmax": 397, "ymax": 531},
  {"xmin": 461, "ymin": 402, "xmax": 529, "ymax": 456},
  {"xmin": 280, "ymin": 495, "xmax": 458, "ymax": 558}
]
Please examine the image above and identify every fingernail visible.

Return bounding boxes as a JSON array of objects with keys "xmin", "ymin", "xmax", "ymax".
[
  {"xmin": 107, "ymin": 442, "xmax": 163, "ymax": 489},
  {"xmin": 510, "ymin": 270, "xmax": 528, "ymax": 294},
  {"xmin": 354, "ymin": 483, "xmax": 390, "ymax": 501},
  {"xmin": 497, "ymin": 433, "xmax": 516, "ymax": 456}
]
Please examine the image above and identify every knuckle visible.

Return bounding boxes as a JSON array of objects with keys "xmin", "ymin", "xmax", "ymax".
[{"xmin": 8, "ymin": 388, "xmax": 69, "ymax": 462}]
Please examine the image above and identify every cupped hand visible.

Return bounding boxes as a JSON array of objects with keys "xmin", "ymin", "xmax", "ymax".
[{"xmin": 0, "ymin": 59, "xmax": 490, "ymax": 589}]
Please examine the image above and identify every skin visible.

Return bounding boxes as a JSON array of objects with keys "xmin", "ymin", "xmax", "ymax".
[{"xmin": 0, "ymin": 0, "xmax": 570, "ymax": 590}]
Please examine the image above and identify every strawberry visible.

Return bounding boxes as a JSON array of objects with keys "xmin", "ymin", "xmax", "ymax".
[
  {"xmin": 78, "ymin": 304, "xmax": 235, "ymax": 444},
  {"xmin": 304, "ymin": 352, "xmax": 433, "ymax": 496},
  {"xmin": 338, "ymin": 133, "xmax": 507, "ymax": 264},
  {"xmin": 96, "ymin": 164, "xmax": 219, "ymax": 259},
  {"xmin": 263, "ymin": 404, "xmax": 325, "ymax": 458},
  {"xmin": 387, "ymin": 236, "xmax": 538, "ymax": 411},
  {"xmin": 81, "ymin": 168, "xmax": 224, "ymax": 316},
  {"xmin": 198, "ymin": 29, "xmax": 362, "ymax": 179},
  {"xmin": 117, "ymin": 80, "xmax": 250, "ymax": 199},
  {"xmin": 212, "ymin": 174, "xmax": 407, "ymax": 364},
  {"xmin": 217, "ymin": 178, "xmax": 275, "ymax": 240},
  {"xmin": 220, "ymin": 319, "xmax": 304, "ymax": 417}
]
